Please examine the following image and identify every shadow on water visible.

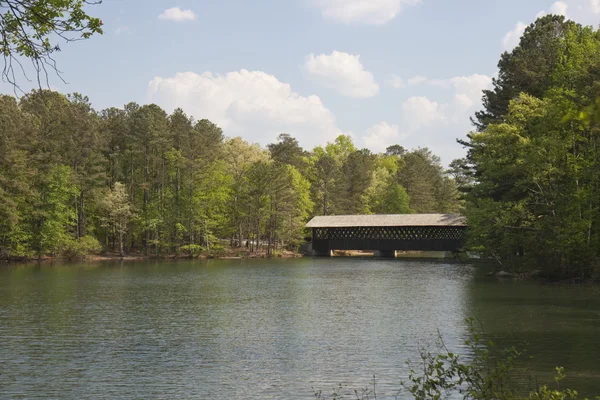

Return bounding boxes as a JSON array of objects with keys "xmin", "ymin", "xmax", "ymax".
[{"xmin": 466, "ymin": 274, "xmax": 600, "ymax": 396}]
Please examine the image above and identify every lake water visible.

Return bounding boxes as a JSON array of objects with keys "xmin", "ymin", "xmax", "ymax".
[{"xmin": 1, "ymin": 258, "xmax": 599, "ymax": 399}]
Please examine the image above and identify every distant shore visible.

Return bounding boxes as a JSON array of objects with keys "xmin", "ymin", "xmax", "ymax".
[
  {"xmin": 1, "ymin": 249, "xmax": 304, "ymax": 264},
  {"xmin": 0, "ymin": 249, "xmax": 463, "ymax": 264}
]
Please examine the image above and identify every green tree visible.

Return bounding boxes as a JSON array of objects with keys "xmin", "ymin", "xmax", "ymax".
[
  {"xmin": 101, "ymin": 182, "xmax": 133, "ymax": 257},
  {"xmin": 462, "ymin": 17, "xmax": 600, "ymax": 279},
  {"xmin": 127, "ymin": 104, "xmax": 168, "ymax": 254},
  {"xmin": 394, "ymin": 148, "xmax": 462, "ymax": 214},
  {"xmin": 183, "ymin": 119, "xmax": 226, "ymax": 251},
  {"xmin": 0, "ymin": 89, "xmax": 460, "ymax": 260},
  {"xmin": 0, "ymin": 0, "xmax": 103, "ymax": 87},
  {"xmin": 267, "ymin": 133, "xmax": 308, "ymax": 172},
  {"xmin": 382, "ymin": 184, "xmax": 414, "ymax": 214},
  {"xmin": 264, "ymin": 162, "xmax": 312, "ymax": 254},
  {"xmin": 64, "ymin": 93, "xmax": 105, "ymax": 239},
  {"xmin": 472, "ymin": 15, "xmax": 575, "ymax": 131},
  {"xmin": 334, "ymin": 148, "xmax": 374, "ymax": 214},
  {"xmin": 466, "ymin": 93, "xmax": 597, "ymax": 277},
  {"xmin": 308, "ymin": 147, "xmax": 337, "ymax": 215},
  {"xmin": 309, "ymin": 135, "xmax": 376, "ymax": 216},
  {"xmin": 448, "ymin": 158, "xmax": 475, "ymax": 191},
  {"xmin": 34, "ymin": 164, "xmax": 77, "ymax": 258},
  {"xmin": 223, "ymin": 137, "xmax": 269, "ymax": 247},
  {"xmin": 0, "ymin": 95, "xmax": 34, "ymax": 258}
]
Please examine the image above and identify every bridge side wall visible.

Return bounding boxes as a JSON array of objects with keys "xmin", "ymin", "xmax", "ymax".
[
  {"xmin": 312, "ymin": 238, "xmax": 463, "ymax": 252},
  {"xmin": 311, "ymin": 226, "xmax": 466, "ymax": 253}
]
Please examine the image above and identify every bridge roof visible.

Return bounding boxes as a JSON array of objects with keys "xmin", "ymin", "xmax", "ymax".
[{"xmin": 305, "ymin": 214, "xmax": 466, "ymax": 228}]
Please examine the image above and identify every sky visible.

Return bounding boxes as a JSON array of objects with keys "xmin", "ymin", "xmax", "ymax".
[{"xmin": 2, "ymin": 0, "xmax": 600, "ymax": 165}]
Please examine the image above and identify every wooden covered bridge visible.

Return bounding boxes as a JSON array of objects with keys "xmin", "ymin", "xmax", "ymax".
[{"xmin": 305, "ymin": 214, "xmax": 466, "ymax": 257}]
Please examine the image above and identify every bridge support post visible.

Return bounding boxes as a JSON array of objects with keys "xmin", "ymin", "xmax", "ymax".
[
  {"xmin": 313, "ymin": 249, "xmax": 333, "ymax": 257},
  {"xmin": 374, "ymin": 250, "xmax": 396, "ymax": 258}
]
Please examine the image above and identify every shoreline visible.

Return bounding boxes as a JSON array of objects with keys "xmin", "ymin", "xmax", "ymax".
[{"xmin": 0, "ymin": 250, "xmax": 305, "ymax": 264}]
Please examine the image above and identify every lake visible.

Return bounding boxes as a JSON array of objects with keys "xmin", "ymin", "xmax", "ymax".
[{"xmin": 1, "ymin": 258, "xmax": 599, "ymax": 399}]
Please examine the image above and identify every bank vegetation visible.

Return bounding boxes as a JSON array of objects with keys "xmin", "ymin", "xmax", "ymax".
[{"xmin": 0, "ymin": 92, "xmax": 460, "ymax": 261}]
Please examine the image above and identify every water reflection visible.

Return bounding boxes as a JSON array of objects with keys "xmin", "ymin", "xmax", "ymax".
[{"xmin": 0, "ymin": 259, "xmax": 598, "ymax": 399}]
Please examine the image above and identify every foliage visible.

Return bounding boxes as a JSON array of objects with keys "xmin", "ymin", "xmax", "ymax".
[
  {"xmin": 402, "ymin": 317, "xmax": 521, "ymax": 399},
  {"xmin": 0, "ymin": 90, "xmax": 460, "ymax": 260},
  {"xmin": 179, "ymin": 244, "xmax": 203, "ymax": 258},
  {"xmin": 309, "ymin": 140, "xmax": 459, "ymax": 217},
  {"xmin": 100, "ymin": 182, "xmax": 133, "ymax": 256},
  {"xmin": 0, "ymin": 0, "xmax": 103, "ymax": 88},
  {"xmin": 61, "ymin": 235, "xmax": 101, "ymax": 260},
  {"xmin": 313, "ymin": 379, "xmax": 378, "ymax": 400},
  {"xmin": 471, "ymin": 15, "xmax": 575, "ymax": 131},
  {"xmin": 459, "ymin": 15, "xmax": 600, "ymax": 279},
  {"xmin": 35, "ymin": 164, "xmax": 77, "ymax": 257},
  {"xmin": 314, "ymin": 318, "xmax": 599, "ymax": 400},
  {"xmin": 402, "ymin": 319, "xmax": 599, "ymax": 400}
]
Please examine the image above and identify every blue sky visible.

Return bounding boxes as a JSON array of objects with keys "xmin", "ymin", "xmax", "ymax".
[{"xmin": 2, "ymin": 0, "xmax": 600, "ymax": 165}]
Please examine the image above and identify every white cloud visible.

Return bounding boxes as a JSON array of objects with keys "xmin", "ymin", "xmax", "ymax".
[
  {"xmin": 147, "ymin": 70, "xmax": 342, "ymax": 148},
  {"xmin": 401, "ymin": 96, "xmax": 446, "ymax": 130},
  {"xmin": 407, "ymin": 75, "xmax": 428, "ymax": 86},
  {"xmin": 388, "ymin": 74, "xmax": 406, "ymax": 89},
  {"xmin": 361, "ymin": 122, "xmax": 402, "ymax": 152},
  {"xmin": 158, "ymin": 7, "xmax": 197, "ymax": 21},
  {"xmin": 379, "ymin": 73, "xmax": 493, "ymax": 165},
  {"xmin": 561, "ymin": 0, "xmax": 600, "ymax": 22},
  {"xmin": 304, "ymin": 51, "xmax": 379, "ymax": 98},
  {"xmin": 503, "ymin": 22, "xmax": 527, "ymax": 51},
  {"xmin": 550, "ymin": 1, "xmax": 569, "ymax": 16},
  {"xmin": 503, "ymin": 0, "xmax": 600, "ymax": 52},
  {"xmin": 312, "ymin": 0, "xmax": 421, "ymax": 24},
  {"xmin": 115, "ymin": 26, "xmax": 130, "ymax": 35},
  {"xmin": 447, "ymin": 74, "xmax": 493, "ymax": 110},
  {"xmin": 404, "ymin": 74, "xmax": 493, "ymax": 111}
]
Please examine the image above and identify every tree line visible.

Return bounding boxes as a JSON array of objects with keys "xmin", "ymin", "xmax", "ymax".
[
  {"xmin": 459, "ymin": 15, "xmax": 600, "ymax": 280},
  {"xmin": 0, "ymin": 91, "xmax": 461, "ymax": 260}
]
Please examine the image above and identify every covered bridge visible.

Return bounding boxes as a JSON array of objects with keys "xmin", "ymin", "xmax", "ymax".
[{"xmin": 305, "ymin": 214, "xmax": 466, "ymax": 257}]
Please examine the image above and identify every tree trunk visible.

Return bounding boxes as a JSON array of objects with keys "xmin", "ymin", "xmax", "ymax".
[
  {"xmin": 74, "ymin": 196, "xmax": 80, "ymax": 238},
  {"xmin": 204, "ymin": 218, "xmax": 210, "ymax": 254},
  {"xmin": 323, "ymin": 183, "xmax": 328, "ymax": 215},
  {"xmin": 256, "ymin": 213, "xmax": 260, "ymax": 254},
  {"xmin": 189, "ymin": 180, "xmax": 194, "ymax": 244},
  {"xmin": 144, "ymin": 144, "xmax": 149, "ymax": 255},
  {"xmin": 119, "ymin": 230, "xmax": 124, "ymax": 257},
  {"xmin": 78, "ymin": 190, "xmax": 86, "ymax": 237}
]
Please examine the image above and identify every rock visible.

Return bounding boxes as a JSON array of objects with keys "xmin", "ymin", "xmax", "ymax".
[{"xmin": 486, "ymin": 270, "xmax": 515, "ymax": 278}]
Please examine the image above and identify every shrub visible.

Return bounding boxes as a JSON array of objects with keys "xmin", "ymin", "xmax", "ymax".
[
  {"xmin": 61, "ymin": 236, "xmax": 102, "ymax": 261},
  {"xmin": 314, "ymin": 318, "xmax": 600, "ymax": 400},
  {"xmin": 179, "ymin": 244, "xmax": 203, "ymax": 258}
]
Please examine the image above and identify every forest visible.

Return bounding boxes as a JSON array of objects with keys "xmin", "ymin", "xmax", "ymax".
[
  {"xmin": 0, "ymin": 91, "xmax": 460, "ymax": 260},
  {"xmin": 459, "ymin": 15, "xmax": 600, "ymax": 280}
]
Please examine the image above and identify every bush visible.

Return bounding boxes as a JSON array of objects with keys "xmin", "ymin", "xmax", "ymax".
[
  {"xmin": 401, "ymin": 317, "xmax": 519, "ymax": 399},
  {"xmin": 314, "ymin": 318, "xmax": 600, "ymax": 400},
  {"xmin": 179, "ymin": 244, "xmax": 203, "ymax": 258},
  {"xmin": 402, "ymin": 318, "xmax": 600, "ymax": 400},
  {"xmin": 61, "ymin": 236, "xmax": 102, "ymax": 261},
  {"xmin": 207, "ymin": 243, "xmax": 226, "ymax": 258}
]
